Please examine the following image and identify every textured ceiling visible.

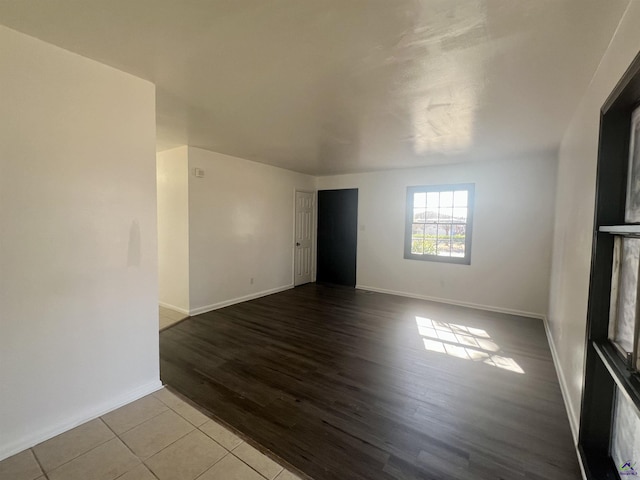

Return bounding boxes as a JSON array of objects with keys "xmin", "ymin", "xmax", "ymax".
[{"xmin": 0, "ymin": 0, "xmax": 630, "ymax": 174}]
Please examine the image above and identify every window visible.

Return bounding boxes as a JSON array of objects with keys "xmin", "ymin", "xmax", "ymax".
[
  {"xmin": 608, "ymin": 234, "xmax": 640, "ymax": 368},
  {"xmin": 404, "ymin": 184, "xmax": 474, "ymax": 264},
  {"xmin": 611, "ymin": 387, "xmax": 640, "ymax": 477},
  {"xmin": 581, "ymin": 51, "xmax": 640, "ymax": 480},
  {"xmin": 607, "ymin": 106, "xmax": 640, "ymax": 372}
]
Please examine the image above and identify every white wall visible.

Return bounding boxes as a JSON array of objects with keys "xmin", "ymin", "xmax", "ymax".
[
  {"xmin": 0, "ymin": 26, "xmax": 160, "ymax": 459},
  {"xmin": 548, "ymin": 2, "xmax": 640, "ymax": 440},
  {"xmin": 318, "ymin": 156, "xmax": 557, "ymax": 317},
  {"xmin": 187, "ymin": 147, "xmax": 316, "ymax": 313},
  {"xmin": 157, "ymin": 146, "xmax": 190, "ymax": 313}
]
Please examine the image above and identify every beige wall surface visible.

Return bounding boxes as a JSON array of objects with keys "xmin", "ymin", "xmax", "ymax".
[
  {"xmin": 318, "ymin": 155, "xmax": 557, "ymax": 318},
  {"xmin": 0, "ymin": 26, "xmax": 160, "ymax": 460},
  {"xmin": 187, "ymin": 147, "xmax": 316, "ymax": 313},
  {"xmin": 157, "ymin": 146, "xmax": 190, "ymax": 313}
]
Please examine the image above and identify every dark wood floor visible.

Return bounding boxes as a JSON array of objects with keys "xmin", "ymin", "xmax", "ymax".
[{"xmin": 159, "ymin": 284, "xmax": 580, "ymax": 480}]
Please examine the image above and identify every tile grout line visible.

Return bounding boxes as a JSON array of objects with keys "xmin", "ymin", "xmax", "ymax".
[
  {"xmin": 159, "ymin": 396, "xmax": 276, "ymax": 480},
  {"xmin": 108, "ymin": 417, "xmax": 195, "ymax": 466},
  {"xmin": 138, "ymin": 389, "xmax": 236, "ymax": 478},
  {"xmin": 112, "ymin": 464, "xmax": 160, "ymax": 480},
  {"xmin": 195, "ymin": 420, "xmax": 244, "ymax": 453},
  {"xmin": 2, "ymin": 389, "xmax": 295, "ymax": 480},
  {"xmin": 192, "ymin": 451, "xmax": 232, "ymax": 480},
  {"xmin": 29, "ymin": 447, "xmax": 50, "ymax": 480},
  {"xmin": 229, "ymin": 444, "xmax": 281, "ymax": 480},
  {"xmin": 105, "ymin": 403, "xmax": 171, "ymax": 437},
  {"xmin": 99, "ymin": 416, "xmax": 148, "ymax": 479},
  {"xmin": 153, "ymin": 392, "xmax": 214, "ymax": 429},
  {"xmin": 30, "ymin": 419, "xmax": 115, "ymax": 479},
  {"xmin": 166, "ymin": 388, "xmax": 293, "ymax": 480}
]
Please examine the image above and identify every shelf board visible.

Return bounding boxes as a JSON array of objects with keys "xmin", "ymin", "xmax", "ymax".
[{"xmin": 599, "ymin": 225, "xmax": 640, "ymax": 236}]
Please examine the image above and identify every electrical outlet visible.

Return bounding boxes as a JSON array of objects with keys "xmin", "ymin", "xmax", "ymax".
[{"xmin": 250, "ymin": 277, "xmax": 254, "ymax": 284}]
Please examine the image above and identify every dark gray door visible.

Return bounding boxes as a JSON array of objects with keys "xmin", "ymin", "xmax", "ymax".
[{"xmin": 316, "ymin": 189, "xmax": 358, "ymax": 286}]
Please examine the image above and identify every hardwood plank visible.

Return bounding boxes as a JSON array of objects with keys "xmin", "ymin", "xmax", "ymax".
[{"xmin": 160, "ymin": 284, "xmax": 580, "ymax": 480}]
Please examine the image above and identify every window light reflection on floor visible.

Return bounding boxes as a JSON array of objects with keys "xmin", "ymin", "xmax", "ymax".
[{"xmin": 416, "ymin": 316, "xmax": 525, "ymax": 374}]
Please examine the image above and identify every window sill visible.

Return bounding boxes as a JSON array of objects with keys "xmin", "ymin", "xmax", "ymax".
[{"xmin": 403, "ymin": 253, "xmax": 471, "ymax": 265}]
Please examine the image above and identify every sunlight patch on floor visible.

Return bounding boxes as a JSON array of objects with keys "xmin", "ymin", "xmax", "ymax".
[{"xmin": 416, "ymin": 316, "xmax": 525, "ymax": 374}]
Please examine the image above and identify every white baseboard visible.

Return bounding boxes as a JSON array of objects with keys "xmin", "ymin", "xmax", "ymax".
[
  {"xmin": 542, "ymin": 318, "xmax": 586, "ymax": 479},
  {"xmin": 355, "ymin": 285, "xmax": 545, "ymax": 320},
  {"xmin": 542, "ymin": 317, "xmax": 580, "ymax": 442},
  {"xmin": 159, "ymin": 302, "xmax": 190, "ymax": 315},
  {"xmin": 189, "ymin": 284, "xmax": 294, "ymax": 316},
  {"xmin": 0, "ymin": 379, "xmax": 163, "ymax": 462}
]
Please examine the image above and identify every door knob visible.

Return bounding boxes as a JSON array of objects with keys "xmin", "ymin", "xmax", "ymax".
[{"xmin": 296, "ymin": 242, "xmax": 301, "ymax": 246}]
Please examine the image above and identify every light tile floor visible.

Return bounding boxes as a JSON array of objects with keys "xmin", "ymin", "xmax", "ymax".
[
  {"xmin": 160, "ymin": 306, "xmax": 188, "ymax": 331},
  {"xmin": 0, "ymin": 388, "xmax": 303, "ymax": 480}
]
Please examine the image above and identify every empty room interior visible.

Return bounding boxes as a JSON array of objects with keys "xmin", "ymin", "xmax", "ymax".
[{"xmin": 3, "ymin": 1, "xmax": 640, "ymax": 480}]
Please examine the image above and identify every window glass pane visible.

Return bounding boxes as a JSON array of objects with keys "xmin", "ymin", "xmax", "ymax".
[
  {"xmin": 425, "ymin": 206, "xmax": 438, "ymax": 222},
  {"xmin": 451, "ymin": 225, "xmax": 466, "ymax": 257},
  {"xmin": 413, "ymin": 208, "xmax": 426, "ymax": 223},
  {"xmin": 411, "ymin": 224, "xmax": 424, "ymax": 254},
  {"xmin": 437, "ymin": 225, "xmax": 451, "ymax": 256},
  {"xmin": 625, "ymin": 107, "xmax": 640, "ymax": 222},
  {"xmin": 452, "ymin": 207, "xmax": 467, "ymax": 222},
  {"xmin": 439, "ymin": 191, "xmax": 453, "ymax": 207},
  {"xmin": 611, "ymin": 387, "xmax": 640, "ymax": 477},
  {"xmin": 439, "ymin": 207, "xmax": 453, "ymax": 222},
  {"xmin": 454, "ymin": 190, "xmax": 468, "ymax": 207},
  {"xmin": 426, "ymin": 192, "xmax": 440, "ymax": 208},
  {"xmin": 453, "ymin": 224, "xmax": 466, "ymax": 237},
  {"xmin": 612, "ymin": 237, "xmax": 640, "ymax": 354},
  {"xmin": 424, "ymin": 224, "xmax": 437, "ymax": 254},
  {"xmin": 413, "ymin": 192, "xmax": 427, "ymax": 208}
]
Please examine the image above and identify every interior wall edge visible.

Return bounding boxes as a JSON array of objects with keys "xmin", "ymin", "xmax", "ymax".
[
  {"xmin": 355, "ymin": 285, "xmax": 546, "ymax": 320},
  {"xmin": 0, "ymin": 380, "xmax": 163, "ymax": 462},
  {"xmin": 157, "ymin": 146, "xmax": 190, "ymax": 311}
]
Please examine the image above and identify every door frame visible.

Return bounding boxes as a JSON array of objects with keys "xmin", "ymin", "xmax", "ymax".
[{"xmin": 292, "ymin": 189, "xmax": 317, "ymax": 286}]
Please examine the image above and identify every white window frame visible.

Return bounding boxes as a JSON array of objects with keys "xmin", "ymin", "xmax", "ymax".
[{"xmin": 404, "ymin": 183, "xmax": 475, "ymax": 265}]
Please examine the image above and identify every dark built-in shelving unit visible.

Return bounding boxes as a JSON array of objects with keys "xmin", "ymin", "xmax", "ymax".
[{"xmin": 580, "ymin": 50, "xmax": 640, "ymax": 479}]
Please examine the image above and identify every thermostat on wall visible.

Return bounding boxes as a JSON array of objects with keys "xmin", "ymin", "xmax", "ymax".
[{"xmin": 194, "ymin": 168, "xmax": 205, "ymax": 178}]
